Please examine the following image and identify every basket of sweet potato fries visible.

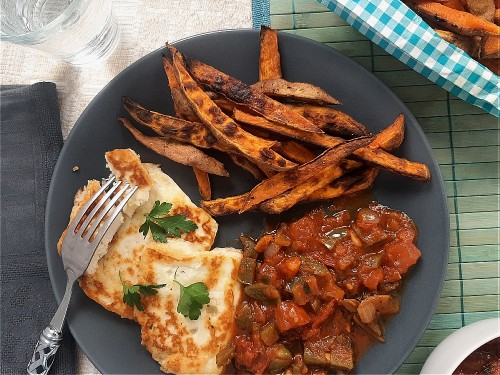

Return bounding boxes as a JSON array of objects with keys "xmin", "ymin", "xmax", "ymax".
[{"xmin": 317, "ymin": 0, "xmax": 499, "ymax": 117}]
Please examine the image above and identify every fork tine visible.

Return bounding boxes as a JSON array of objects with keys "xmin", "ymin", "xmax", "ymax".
[
  {"xmin": 66, "ymin": 176, "xmax": 116, "ymax": 235},
  {"xmin": 76, "ymin": 180, "xmax": 123, "ymax": 237},
  {"xmin": 82, "ymin": 182, "xmax": 132, "ymax": 242},
  {"xmin": 88, "ymin": 185, "xmax": 138, "ymax": 246}
]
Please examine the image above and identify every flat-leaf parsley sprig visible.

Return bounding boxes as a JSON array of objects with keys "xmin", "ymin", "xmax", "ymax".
[
  {"xmin": 174, "ymin": 269, "xmax": 210, "ymax": 320},
  {"xmin": 139, "ymin": 200, "xmax": 198, "ymax": 243},
  {"xmin": 120, "ymin": 271, "xmax": 166, "ymax": 311}
]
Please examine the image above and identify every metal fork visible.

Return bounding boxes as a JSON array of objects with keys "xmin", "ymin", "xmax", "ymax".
[{"xmin": 27, "ymin": 177, "xmax": 138, "ymax": 375}]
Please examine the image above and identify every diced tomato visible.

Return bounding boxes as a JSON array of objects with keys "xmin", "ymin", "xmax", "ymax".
[
  {"xmin": 360, "ymin": 268, "xmax": 384, "ymax": 290},
  {"xmin": 332, "ymin": 239, "xmax": 359, "ymax": 271},
  {"xmin": 274, "ymin": 227, "xmax": 292, "ymax": 246},
  {"xmin": 234, "ymin": 336, "xmax": 258, "ymax": 368},
  {"xmin": 276, "ymin": 257, "xmax": 301, "ymax": 279},
  {"xmin": 341, "ymin": 277, "xmax": 362, "ymax": 295},
  {"xmin": 251, "ymin": 322, "xmax": 265, "ymax": 352},
  {"xmin": 302, "ymin": 327, "xmax": 321, "ymax": 340},
  {"xmin": 252, "ymin": 301, "xmax": 267, "ymax": 324},
  {"xmin": 275, "ymin": 301, "xmax": 311, "ymax": 332},
  {"xmin": 384, "ymin": 241, "xmax": 421, "ymax": 275},
  {"xmin": 311, "ymin": 299, "xmax": 336, "ymax": 328},
  {"xmin": 254, "ymin": 234, "xmax": 275, "ymax": 253},
  {"xmin": 303, "ymin": 275, "xmax": 320, "ymax": 296},
  {"xmin": 396, "ymin": 227, "xmax": 417, "ymax": 243},
  {"xmin": 286, "ymin": 213, "xmax": 324, "ymax": 253},
  {"xmin": 319, "ymin": 273, "xmax": 345, "ymax": 300},
  {"xmin": 383, "ymin": 266, "xmax": 402, "ymax": 283},
  {"xmin": 264, "ymin": 253, "xmax": 285, "ymax": 268},
  {"xmin": 256, "ymin": 263, "xmax": 280, "ymax": 288}
]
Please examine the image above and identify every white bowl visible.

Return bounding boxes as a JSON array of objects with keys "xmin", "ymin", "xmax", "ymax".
[{"xmin": 420, "ymin": 318, "xmax": 500, "ymax": 374}]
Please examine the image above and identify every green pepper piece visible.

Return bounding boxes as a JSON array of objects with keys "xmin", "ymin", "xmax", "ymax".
[
  {"xmin": 244, "ymin": 283, "xmax": 280, "ymax": 305},
  {"xmin": 238, "ymin": 257, "xmax": 257, "ymax": 285},
  {"xmin": 267, "ymin": 344, "xmax": 292, "ymax": 373}
]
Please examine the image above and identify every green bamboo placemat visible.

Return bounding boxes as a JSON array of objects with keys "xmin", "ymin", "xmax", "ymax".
[{"xmin": 256, "ymin": 0, "xmax": 500, "ymax": 373}]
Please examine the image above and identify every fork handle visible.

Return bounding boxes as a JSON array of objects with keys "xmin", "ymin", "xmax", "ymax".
[
  {"xmin": 27, "ymin": 326, "xmax": 62, "ymax": 375},
  {"xmin": 27, "ymin": 275, "xmax": 76, "ymax": 375}
]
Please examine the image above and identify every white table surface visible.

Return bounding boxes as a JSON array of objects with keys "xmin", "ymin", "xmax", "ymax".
[{"xmin": 1, "ymin": 1, "xmax": 252, "ymax": 373}]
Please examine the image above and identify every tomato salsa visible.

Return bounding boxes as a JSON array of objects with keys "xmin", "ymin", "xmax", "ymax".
[
  {"xmin": 219, "ymin": 202, "xmax": 422, "ymax": 374},
  {"xmin": 453, "ymin": 338, "xmax": 500, "ymax": 375}
]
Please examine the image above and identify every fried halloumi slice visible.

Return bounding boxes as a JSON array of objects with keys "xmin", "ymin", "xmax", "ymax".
[
  {"xmin": 134, "ymin": 245, "xmax": 242, "ymax": 375},
  {"xmin": 60, "ymin": 149, "xmax": 218, "ymax": 319},
  {"xmin": 57, "ymin": 149, "xmax": 153, "ymax": 274}
]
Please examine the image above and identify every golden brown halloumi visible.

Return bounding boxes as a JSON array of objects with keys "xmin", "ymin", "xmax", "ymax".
[
  {"xmin": 61, "ymin": 149, "xmax": 218, "ymax": 319},
  {"xmin": 134, "ymin": 245, "xmax": 242, "ymax": 375},
  {"xmin": 60, "ymin": 149, "xmax": 242, "ymax": 374},
  {"xmin": 57, "ymin": 149, "xmax": 154, "ymax": 272}
]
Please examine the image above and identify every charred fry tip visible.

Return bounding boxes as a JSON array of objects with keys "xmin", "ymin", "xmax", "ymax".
[
  {"xmin": 122, "ymin": 96, "xmax": 133, "ymax": 105},
  {"xmin": 162, "ymin": 55, "xmax": 174, "ymax": 66},
  {"xmin": 165, "ymin": 43, "xmax": 177, "ymax": 52},
  {"xmin": 118, "ymin": 117, "xmax": 134, "ymax": 130}
]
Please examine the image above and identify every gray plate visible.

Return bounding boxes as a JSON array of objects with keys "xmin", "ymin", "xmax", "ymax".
[{"xmin": 46, "ymin": 29, "xmax": 449, "ymax": 374}]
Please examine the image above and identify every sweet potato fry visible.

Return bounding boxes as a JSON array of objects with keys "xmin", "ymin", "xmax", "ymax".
[
  {"xmin": 122, "ymin": 97, "xmax": 217, "ymax": 149},
  {"xmin": 259, "ymin": 160, "xmax": 363, "ymax": 214},
  {"xmin": 213, "ymin": 98, "xmax": 241, "ymax": 113},
  {"xmin": 251, "ymin": 79, "xmax": 341, "ymax": 105},
  {"xmin": 192, "ymin": 167, "xmax": 212, "ymax": 200},
  {"xmin": 273, "ymin": 141, "xmax": 317, "ymax": 164},
  {"xmin": 119, "ymin": 117, "xmax": 229, "ymax": 176},
  {"xmin": 200, "ymin": 160, "xmax": 364, "ymax": 216},
  {"xmin": 169, "ymin": 45, "xmax": 296, "ymax": 172},
  {"xmin": 181, "ymin": 45, "xmax": 213, "ymax": 193},
  {"xmin": 259, "ymin": 25, "xmax": 282, "ymax": 81},
  {"xmin": 463, "ymin": 0, "xmax": 495, "ymax": 22},
  {"xmin": 412, "ymin": 1, "xmax": 500, "ymax": 35},
  {"xmin": 443, "ymin": 0, "xmax": 465, "ymax": 11},
  {"xmin": 480, "ymin": 35, "xmax": 500, "ymax": 58},
  {"xmin": 286, "ymin": 103, "xmax": 370, "ymax": 138},
  {"xmin": 236, "ymin": 109, "xmax": 427, "ymax": 180},
  {"xmin": 162, "ymin": 56, "xmax": 199, "ymax": 121},
  {"xmin": 368, "ymin": 114, "xmax": 405, "ymax": 151},
  {"xmin": 306, "ymin": 167, "xmax": 379, "ymax": 201},
  {"xmin": 200, "ymin": 194, "xmax": 248, "ymax": 216},
  {"xmin": 435, "ymin": 29, "xmax": 475, "ymax": 56},
  {"xmin": 241, "ymin": 137, "xmax": 373, "ymax": 212},
  {"xmin": 185, "ymin": 58, "xmax": 324, "ymax": 134},
  {"xmin": 228, "ymin": 153, "xmax": 267, "ymax": 180},
  {"xmin": 233, "ymin": 108, "xmax": 344, "ymax": 148},
  {"xmin": 495, "ymin": 9, "xmax": 500, "ymax": 25},
  {"xmin": 354, "ymin": 147, "xmax": 430, "ymax": 181}
]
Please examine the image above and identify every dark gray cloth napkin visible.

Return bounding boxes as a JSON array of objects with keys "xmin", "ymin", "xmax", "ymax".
[{"xmin": 1, "ymin": 82, "xmax": 77, "ymax": 374}]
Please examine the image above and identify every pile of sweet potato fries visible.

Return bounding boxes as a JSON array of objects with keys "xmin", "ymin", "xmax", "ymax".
[
  {"xmin": 119, "ymin": 26, "xmax": 431, "ymax": 216},
  {"xmin": 405, "ymin": 0, "xmax": 500, "ymax": 75}
]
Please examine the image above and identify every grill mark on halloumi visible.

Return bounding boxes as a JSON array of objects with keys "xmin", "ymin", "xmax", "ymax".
[{"xmin": 135, "ymin": 246, "xmax": 242, "ymax": 374}]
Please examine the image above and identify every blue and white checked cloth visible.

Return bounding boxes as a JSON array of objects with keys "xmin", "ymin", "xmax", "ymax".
[{"xmin": 316, "ymin": 0, "xmax": 500, "ymax": 117}]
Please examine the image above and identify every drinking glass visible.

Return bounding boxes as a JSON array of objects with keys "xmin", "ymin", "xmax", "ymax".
[{"xmin": 1, "ymin": 0, "xmax": 119, "ymax": 65}]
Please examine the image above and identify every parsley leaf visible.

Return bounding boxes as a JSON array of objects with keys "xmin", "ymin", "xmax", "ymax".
[
  {"xmin": 119, "ymin": 271, "xmax": 166, "ymax": 311},
  {"xmin": 139, "ymin": 201, "xmax": 198, "ymax": 243},
  {"xmin": 174, "ymin": 279, "xmax": 210, "ymax": 320}
]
